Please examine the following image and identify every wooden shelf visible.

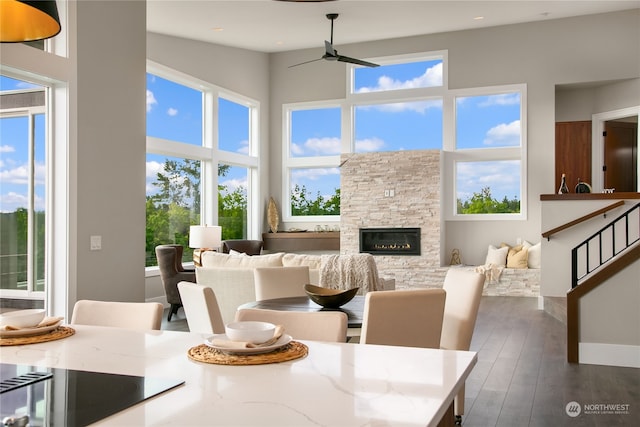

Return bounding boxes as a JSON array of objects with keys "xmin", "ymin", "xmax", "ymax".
[
  {"xmin": 262, "ymin": 232, "xmax": 340, "ymax": 252},
  {"xmin": 540, "ymin": 192, "xmax": 640, "ymax": 201}
]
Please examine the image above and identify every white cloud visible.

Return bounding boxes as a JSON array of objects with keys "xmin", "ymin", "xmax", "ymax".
[
  {"xmin": 291, "ymin": 167, "xmax": 340, "ymax": 182},
  {"xmin": 235, "ymin": 140, "xmax": 249, "ymax": 155},
  {"xmin": 146, "ymin": 90, "xmax": 157, "ymax": 112},
  {"xmin": 167, "ymin": 108, "xmax": 178, "ymax": 116},
  {"xmin": 145, "ymin": 160, "xmax": 164, "ymax": 194},
  {"xmin": 355, "ymin": 137, "xmax": 385, "ymax": 152},
  {"xmin": 483, "ymin": 120, "xmax": 521, "ymax": 146},
  {"xmin": 0, "ymin": 192, "xmax": 29, "ymax": 213},
  {"xmin": 304, "ymin": 137, "xmax": 341, "ymax": 155},
  {"xmin": 479, "ymin": 93, "xmax": 520, "ymax": 107},
  {"xmin": 0, "ymin": 145, "xmax": 15, "ymax": 153},
  {"xmin": 361, "ymin": 99, "xmax": 442, "ymax": 114},
  {"xmin": 219, "ymin": 177, "xmax": 248, "ymax": 195},
  {"xmin": 290, "ymin": 143, "xmax": 304, "ymax": 156},
  {"xmin": 456, "ymin": 160, "xmax": 520, "ymax": 201},
  {"xmin": 0, "ymin": 163, "xmax": 29, "ymax": 185},
  {"xmin": 357, "ymin": 62, "xmax": 443, "ymax": 93}
]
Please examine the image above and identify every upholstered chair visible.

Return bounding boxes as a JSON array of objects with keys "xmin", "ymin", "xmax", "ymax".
[
  {"xmin": 155, "ymin": 245, "xmax": 196, "ymax": 321},
  {"xmin": 71, "ymin": 300, "xmax": 164, "ymax": 330},
  {"xmin": 178, "ymin": 281, "xmax": 225, "ymax": 334},
  {"xmin": 440, "ymin": 268, "xmax": 485, "ymax": 424},
  {"xmin": 221, "ymin": 239, "xmax": 263, "ymax": 255},
  {"xmin": 360, "ymin": 288, "xmax": 447, "ymax": 348},
  {"xmin": 235, "ymin": 308, "xmax": 348, "ymax": 342},
  {"xmin": 254, "ymin": 266, "xmax": 310, "ymax": 301}
]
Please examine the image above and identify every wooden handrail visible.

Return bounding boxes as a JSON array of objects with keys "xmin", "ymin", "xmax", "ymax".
[
  {"xmin": 541, "ymin": 200, "xmax": 625, "ymax": 240},
  {"xmin": 566, "ymin": 244, "xmax": 640, "ymax": 363}
]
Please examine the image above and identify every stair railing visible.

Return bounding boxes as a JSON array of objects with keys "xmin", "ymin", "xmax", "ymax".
[{"xmin": 571, "ymin": 202, "xmax": 640, "ymax": 288}]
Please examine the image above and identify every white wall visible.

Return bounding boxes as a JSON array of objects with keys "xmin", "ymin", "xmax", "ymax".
[{"xmin": 270, "ymin": 10, "xmax": 640, "ymax": 267}]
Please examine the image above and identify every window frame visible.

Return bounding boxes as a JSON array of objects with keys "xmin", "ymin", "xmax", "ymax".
[
  {"xmin": 145, "ymin": 62, "xmax": 259, "ymax": 270},
  {"xmin": 445, "ymin": 84, "xmax": 528, "ymax": 221}
]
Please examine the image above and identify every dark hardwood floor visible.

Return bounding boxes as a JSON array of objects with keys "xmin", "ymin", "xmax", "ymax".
[{"xmin": 162, "ymin": 297, "xmax": 639, "ymax": 426}]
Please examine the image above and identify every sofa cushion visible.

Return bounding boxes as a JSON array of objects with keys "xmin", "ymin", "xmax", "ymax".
[
  {"xmin": 523, "ymin": 241, "xmax": 541, "ymax": 269},
  {"xmin": 282, "ymin": 253, "xmax": 322, "ymax": 270},
  {"xmin": 201, "ymin": 251, "xmax": 284, "ymax": 268},
  {"xmin": 506, "ymin": 244, "xmax": 529, "ymax": 269},
  {"xmin": 485, "ymin": 245, "xmax": 509, "ymax": 267}
]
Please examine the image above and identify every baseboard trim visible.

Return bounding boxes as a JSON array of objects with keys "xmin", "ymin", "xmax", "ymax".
[{"xmin": 579, "ymin": 342, "xmax": 640, "ymax": 368}]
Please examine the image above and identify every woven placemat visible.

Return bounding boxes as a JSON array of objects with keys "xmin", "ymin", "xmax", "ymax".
[
  {"xmin": 187, "ymin": 341, "xmax": 308, "ymax": 365},
  {"xmin": 0, "ymin": 326, "xmax": 75, "ymax": 346}
]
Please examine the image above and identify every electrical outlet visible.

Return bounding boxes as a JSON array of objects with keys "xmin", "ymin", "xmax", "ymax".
[
  {"xmin": 90, "ymin": 235, "xmax": 102, "ymax": 251},
  {"xmin": 389, "ymin": 189, "xmax": 395, "ymax": 197},
  {"xmin": 384, "ymin": 190, "xmax": 390, "ymax": 197}
]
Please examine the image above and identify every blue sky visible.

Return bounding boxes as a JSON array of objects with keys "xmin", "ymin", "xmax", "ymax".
[{"xmin": 1, "ymin": 63, "xmax": 521, "ymax": 213}]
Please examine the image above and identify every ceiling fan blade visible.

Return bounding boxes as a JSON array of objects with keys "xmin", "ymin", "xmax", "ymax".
[
  {"xmin": 337, "ymin": 55, "xmax": 379, "ymax": 68},
  {"xmin": 324, "ymin": 40, "xmax": 336, "ymax": 57},
  {"xmin": 288, "ymin": 57, "xmax": 323, "ymax": 68}
]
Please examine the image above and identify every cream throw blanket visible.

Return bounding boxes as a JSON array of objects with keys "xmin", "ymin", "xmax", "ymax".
[
  {"xmin": 474, "ymin": 264, "xmax": 504, "ymax": 283},
  {"xmin": 319, "ymin": 254, "xmax": 381, "ymax": 294}
]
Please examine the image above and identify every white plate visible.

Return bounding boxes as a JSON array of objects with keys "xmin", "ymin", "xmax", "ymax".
[
  {"xmin": 204, "ymin": 333, "xmax": 292, "ymax": 355},
  {"xmin": 0, "ymin": 320, "xmax": 62, "ymax": 338}
]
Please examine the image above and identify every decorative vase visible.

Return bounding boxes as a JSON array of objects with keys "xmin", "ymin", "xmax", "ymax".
[
  {"xmin": 267, "ymin": 197, "xmax": 279, "ymax": 233},
  {"xmin": 558, "ymin": 173, "xmax": 569, "ymax": 194}
]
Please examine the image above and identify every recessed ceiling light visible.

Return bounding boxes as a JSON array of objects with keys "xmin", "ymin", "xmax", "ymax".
[
  {"xmin": 473, "ymin": 16, "xmax": 484, "ymax": 21},
  {"xmin": 211, "ymin": 27, "xmax": 224, "ymax": 32}
]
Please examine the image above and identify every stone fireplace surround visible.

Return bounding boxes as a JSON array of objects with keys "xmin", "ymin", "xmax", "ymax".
[{"xmin": 340, "ymin": 150, "xmax": 443, "ymax": 288}]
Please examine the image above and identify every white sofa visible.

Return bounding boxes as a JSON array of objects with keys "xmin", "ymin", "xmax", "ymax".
[{"xmin": 196, "ymin": 252, "xmax": 394, "ymax": 324}]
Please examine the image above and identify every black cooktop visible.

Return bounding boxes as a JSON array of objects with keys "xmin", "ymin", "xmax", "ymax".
[{"xmin": 0, "ymin": 364, "xmax": 184, "ymax": 427}]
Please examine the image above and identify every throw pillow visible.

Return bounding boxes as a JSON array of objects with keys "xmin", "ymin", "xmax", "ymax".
[
  {"xmin": 200, "ymin": 251, "xmax": 284, "ymax": 268},
  {"xmin": 507, "ymin": 244, "xmax": 529, "ymax": 269},
  {"xmin": 523, "ymin": 241, "xmax": 541, "ymax": 268},
  {"xmin": 485, "ymin": 245, "xmax": 509, "ymax": 267}
]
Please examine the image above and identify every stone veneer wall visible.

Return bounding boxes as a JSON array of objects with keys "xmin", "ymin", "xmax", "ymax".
[{"xmin": 340, "ymin": 150, "xmax": 442, "ymax": 289}]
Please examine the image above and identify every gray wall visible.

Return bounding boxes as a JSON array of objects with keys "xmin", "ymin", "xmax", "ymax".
[{"xmin": 270, "ymin": 10, "xmax": 640, "ymax": 267}]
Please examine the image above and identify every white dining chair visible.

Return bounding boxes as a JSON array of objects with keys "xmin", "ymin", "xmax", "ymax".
[
  {"xmin": 70, "ymin": 300, "xmax": 164, "ymax": 330},
  {"xmin": 178, "ymin": 281, "xmax": 226, "ymax": 334},
  {"xmin": 360, "ymin": 288, "xmax": 446, "ymax": 348},
  {"xmin": 254, "ymin": 266, "xmax": 310, "ymax": 301},
  {"xmin": 235, "ymin": 308, "xmax": 348, "ymax": 342},
  {"xmin": 440, "ymin": 268, "xmax": 486, "ymax": 424}
]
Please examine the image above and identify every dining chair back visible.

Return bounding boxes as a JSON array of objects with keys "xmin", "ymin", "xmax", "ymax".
[
  {"xmin": 440, "ymin": 268, "xmax": 485, "ymax": 422},
  {"xmin": 235, "ymin": 308, "xmax": 348, "ymax": 342},
  {"xmin": 254, "ymin": 266, "xmax": 310, "ymax": 301},
  {"xmin": 360, "ymin": 288, "xmax": 446, "ymax": 348},
  {"xmin": 155, "ymin": 245, "xmax": 196, "ymax": 321},
  {"xmin": 178, "ymin": 281, "xmax": 226, "ymax": 334},
  {"xmin": 70, "ymin": 300, "xmax": 164, "ymax": 330}
]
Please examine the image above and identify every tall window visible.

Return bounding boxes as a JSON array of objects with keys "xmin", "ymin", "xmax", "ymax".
[
  {"xmin": 0, "ymin": 76, "xmax": 47, "ymax": 298},
  {"xmin": 451, "ymin": 88, "xmax": 526, "ymax": 218},
  {"xmin": 284, "ymin": 104, "xmax": 342, "ymax": 220},
  {"xmin": 146, "ymin": 65, "xmax": 258, "ymax": 267}
]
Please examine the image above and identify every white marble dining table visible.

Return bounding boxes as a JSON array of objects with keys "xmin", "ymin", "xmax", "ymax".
[{"xmin": 0, "ymin": 324, "xmax": 477, "ymax": 426}]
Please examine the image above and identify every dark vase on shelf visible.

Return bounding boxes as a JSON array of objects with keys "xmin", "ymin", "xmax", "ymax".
[{"xmin": 558, "ymin": 173, "xmax": 569, "ymax": 194}]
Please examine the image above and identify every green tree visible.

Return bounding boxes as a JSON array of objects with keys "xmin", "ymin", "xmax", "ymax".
[
  {"xmin": 457, "ymin": 187, "xmax": 520, "ymax": 214},
  {"xmin": 291, "ymin": 184, "xmax": 341, "ymax": 216}
]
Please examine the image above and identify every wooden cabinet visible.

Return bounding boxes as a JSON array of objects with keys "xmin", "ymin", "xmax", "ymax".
[
  {"xmin": 555, "ymin": 121, "xmax": 592, "ymax": 193},
  {"xmin": 262, "ymin": 232, "xmax": 340, "ymax": 252}
]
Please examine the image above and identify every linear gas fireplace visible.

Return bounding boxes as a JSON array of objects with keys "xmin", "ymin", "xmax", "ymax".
[{"xmin": 359, "ymin": 228, "xmax": 421, "ymax": 256}]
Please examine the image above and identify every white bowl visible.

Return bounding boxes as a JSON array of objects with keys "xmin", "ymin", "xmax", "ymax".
[
  {"xmin": 0, "ymin": 309, "xmax": 46, "ymax": 328},
  {"xmin": 225, "ymin": 321, "xmax": 276, "ymax": 344}
]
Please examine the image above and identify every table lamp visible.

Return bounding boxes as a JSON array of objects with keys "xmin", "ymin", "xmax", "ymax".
[{"xmin": 189, "ymin": 225, "xmax": 222, "ymax": 267}]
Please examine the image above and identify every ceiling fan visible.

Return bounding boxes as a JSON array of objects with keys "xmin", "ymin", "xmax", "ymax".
[{"xmin": 289, "ymin": 13, "xmax": 379, "ymax": 68}]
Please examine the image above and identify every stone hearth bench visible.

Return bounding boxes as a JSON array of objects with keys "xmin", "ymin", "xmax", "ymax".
[{"xmin": 421, "ymin": 265, "xmax": 540, "ymax": 297}]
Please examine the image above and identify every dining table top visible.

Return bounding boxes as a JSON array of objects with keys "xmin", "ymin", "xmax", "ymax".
[
  {"xmin": 0, "ymin": 324, "xmax": 477, "ymax": 426},
  {"xmin": 240, "ymin": 295, "xmax": 365, "ymax": 328}
]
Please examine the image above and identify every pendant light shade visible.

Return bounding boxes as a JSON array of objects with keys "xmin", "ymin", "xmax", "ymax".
[{"xmin": 1, "ymin": 0, "xmax": 61, "ymax": 43}]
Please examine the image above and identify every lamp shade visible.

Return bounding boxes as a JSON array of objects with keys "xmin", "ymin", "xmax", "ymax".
[
  {"xmin": 1, "ymin": 0, "xmax": 61, "ymax": 43},
  {"xmin": 189, "ymin": 225, "xmax": 222, "ymax": 250}
]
